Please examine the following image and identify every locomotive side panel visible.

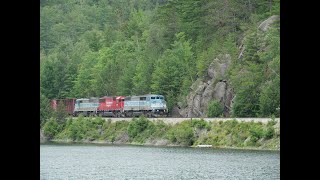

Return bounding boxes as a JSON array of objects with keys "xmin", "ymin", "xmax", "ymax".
[
  {"xmin": 123, "ymin": 96, "xmax": 151, "ymax": 111},
  {"xmin": 74, "ymin": 98, "xmax": 99, "ymax": 116},
  {"xmin": 97, "ymin": 96, "xmax": 125, "ymax": 117},
  {"xmin": 98, "ymin": 96, "xmax": 125, "ymax": 111}
]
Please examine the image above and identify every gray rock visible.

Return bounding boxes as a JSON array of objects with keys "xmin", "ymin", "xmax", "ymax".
[
  {"xmin": 154, "ymin": 139, "xmax": 170, "ymax": 146},
  {"xmin": 180, "ymin": 54, "xmax": 233, "ymax": 118},
  {"xmin": 213, "ymin": 82, "xmax": 227, "ymax": 102},
  {"xmin": 171, "ymin": 106, "xmax": 182, "ymax": 117},
  {"xmin": 258, "ymin": 15, "xmax": 279, "ymax": 32},
  {"xmin": 224, "ymin": 87, "xmax": 234, "ymax": 116},
  {"xmin": 207, "ymin": 54, "xmax": 231, "ymax": 80},
  {"xmin": 114, "ymin": 132, "xmax": 129, "ymax": 144},
  {"xmin": 244, "ymin": 137, "xmax": 251, "ymax": 146},
  {"xmin": 201, "ymin": 80, "xmax": 215, "ymax": 114},
  {"xmin": 40, "ymin": 129, "xmax": 47, "ymax": 142},
  {"xmin": 208, "ymin": 61, "xmax": 217, "ymax": 79}
]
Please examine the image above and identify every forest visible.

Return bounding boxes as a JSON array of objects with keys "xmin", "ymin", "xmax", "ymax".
[{"xmin": 40, "ymin": 0, "xmax": 280, "ymax": 124}]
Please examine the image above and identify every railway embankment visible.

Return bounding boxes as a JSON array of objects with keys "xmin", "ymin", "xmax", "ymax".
[
  {"xmin": 76, "ymin": 117, "xmax": 279, "ymax": 124},
  {"xmin": 41, "ymin": 117, "xmax": 280, "ymax": 150}
]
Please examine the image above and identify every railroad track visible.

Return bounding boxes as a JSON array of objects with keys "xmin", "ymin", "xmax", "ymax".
[{"xmin": 68, "ymin": 117, "xmax": 280, "ymax": 124}]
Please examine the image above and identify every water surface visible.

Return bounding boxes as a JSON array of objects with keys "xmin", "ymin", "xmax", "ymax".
[{"xmin": 40, "ymin": 143, "xmax": 279, "ymax": 179}]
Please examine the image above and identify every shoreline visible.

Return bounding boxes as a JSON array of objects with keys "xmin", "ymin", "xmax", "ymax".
[
  {"xmin": 41, "ymin": 139, "xmax": 280, "ymax": 151},
  {"xmin": 41, "ymin": 118, "xmax": 280, "ymax": 151}
]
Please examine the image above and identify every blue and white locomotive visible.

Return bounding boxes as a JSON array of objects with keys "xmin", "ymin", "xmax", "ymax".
[{"xmin": 123, "ymin": 94, "xmax": 168, "ymax": 117}]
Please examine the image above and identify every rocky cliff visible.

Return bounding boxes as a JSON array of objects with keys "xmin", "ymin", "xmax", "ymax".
[
  {"xmin": 172, "ymin": 15, "xmax": 279, "ymax": 118},
  {"xmin": 173, "ymin": 54, "xmax": 234, "ymax": 118}
]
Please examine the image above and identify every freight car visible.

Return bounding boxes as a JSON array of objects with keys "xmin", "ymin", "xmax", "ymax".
[
  {"xmin": 50, "ymin": 98, "xmax": 76, "ymax": 115},
  {"xmin": 97, "ymin": 96, "xmax": 125, "ymax": 117},
  {"xmin": 123, "ymin": 94, "xmax": 168, "ymax": 117}
]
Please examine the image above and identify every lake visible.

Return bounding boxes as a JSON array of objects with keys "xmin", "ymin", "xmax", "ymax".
[{"xmin": 40, "ymin": 143, "xmax": 280, "ymax": 179}]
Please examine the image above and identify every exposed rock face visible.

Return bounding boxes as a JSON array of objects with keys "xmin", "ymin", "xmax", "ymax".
[
  {"xmin": 213, "ymin": 82, "xmax": 226, "ymax": 101},
  {"xmin": 239, "ymin": 15, "xmax": 279, "ymax": 60},
  {"xmin": 175, "ymin": 54, "xmax": 233, "ymax": 118},
  {"xmin": 171, "ymin": 15, "xmax": 279, "ymax": 118},
  {"xmin": 201, "ymin": 80, "xmax": 215, "ymax": 113},
  {"xmin": 258, "ymin": 15, "xmax": 279, "ymax": 32},
  {"xmin": 40, "ymin": 129, "xmax": 47, "ymax": 142}
]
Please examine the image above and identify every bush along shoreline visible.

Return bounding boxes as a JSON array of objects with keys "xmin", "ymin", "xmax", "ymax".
[{"xmin": 41, "ymin": 116, "xmax": 280, "ymax": 150}]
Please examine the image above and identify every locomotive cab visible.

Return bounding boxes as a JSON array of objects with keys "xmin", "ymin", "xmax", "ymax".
[{"xmin": 150, "ymin": 95, "xmax": 168, "ymax": 115}]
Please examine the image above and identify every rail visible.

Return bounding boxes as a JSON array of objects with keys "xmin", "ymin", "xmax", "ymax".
[{"xmin": 68, "ymin": 117, "xmax": 280, "ymax": 124}]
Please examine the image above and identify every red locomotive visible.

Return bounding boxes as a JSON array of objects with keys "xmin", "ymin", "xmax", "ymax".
[{"xmin": 97, "ymin": 96, "xmax": 125, "ymax": 117}]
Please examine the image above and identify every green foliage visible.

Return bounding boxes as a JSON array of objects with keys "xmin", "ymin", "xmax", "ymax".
[
  {"xmin": 197, "ymin": 119, "xmax": 277, "ymax": 148},
  {"xmin": 174, "ymin": 124, "xmax": 194, "ymax": 146},
  {"xmin": 52, "ymin": 101, "xmax": 68, "ymax": 124},
  {"xmin": 151, "ymin": 32, "xmax": 195, "ymax": 111},
  {"xmin": 230, "ymin": 62, "xmax": 264, "ymax": 117},
  {"xmin": 43, "ymin": 118, "xmax": 62, "ymax": 139},
  {"xmin": 40, "ymin": 92, "xmax": 52, "ymax": 127},
  {"xmin": 71, "ymin": 51, "xmax": 98, "ymax": 97},
  {"xmin": 166, "ymin": 121, "xmax": 195, "ymax": 146},
  {"xmin": 41, "ymin": 0, "xmax": 279, "ymax": 118},
  {"xmin": 127, "ymin": 116, "xmax": 150, "ymax": 139},
  {"xmin": 191, "ymin": 119, "xmax": 210, "ymax": 130},
  {"xmin": 207, "ymin": 100, "xmax": 224, "ymax": 117},
  {"xmin": 259, "ymin": 77, "xmax": 280, "ymax": 117},
  {"xmin": 264, "ymin": 126, "xmax": 275, "ymax": 139},
  {"xmin": 229, "ymin": 15, "xmax": 279, "ymax": 117},
  {"xmin": 57, "ymin": 117, "xmax": 106, "ymax": 141},
  {"xmin": 249, "ymin": 123, "xmax": 264, "ymax": 140},
  {"xmin": 100, "ymin": 120, "xmax": 130, "ymax": 142},
  {"xmin": 42, "ymin": 115, "xmax": 278, "ymax": 149}
]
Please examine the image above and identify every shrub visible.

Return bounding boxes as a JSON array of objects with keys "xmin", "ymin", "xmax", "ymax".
[
  {"xmin": 166, "ymin": 122, "xmax": 195, "ymax": 146},
  {"xmin": 174, "ymin": 125, "xmax": 195, "ymax": 146},
  {"xmin": 207, "ymin": 100, "xmax": 224, "ymax": 117},
  {"xmin": 43, "ymin": 118, "xmax": 61, "ymax": 139},
  {"xmin": 127, "ymin": 116, "xmax": 149, "ymax": 138},
  {"xmin": 192, "ymin": 119, "xmax": 209, "ymax": 130},
  {"xmin": 53, "ymin": 101, "xmax": 68, "ymax": 124},
  {"xmin": 264, "ymin": 126, "xmax": 275, "ymax": 139},
  {"xmin": 40, "ymin": 93, "xmax": 52, "ymax": 127}
]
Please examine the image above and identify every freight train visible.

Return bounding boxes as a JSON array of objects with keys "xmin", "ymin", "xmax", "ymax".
[{"xmin": 50, "ymin": 94, "xmax": 168, "ymax": 117}]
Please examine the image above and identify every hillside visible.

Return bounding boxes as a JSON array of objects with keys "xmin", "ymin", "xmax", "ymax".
[{"xmin": 40, "ymin": 0, "xmax": 280, "ymax": 124}]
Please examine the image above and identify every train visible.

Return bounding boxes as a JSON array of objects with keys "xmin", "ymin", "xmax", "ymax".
[{"xmin": 50, "ymin": 94, "xmax": 168, "ymax": 118}]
